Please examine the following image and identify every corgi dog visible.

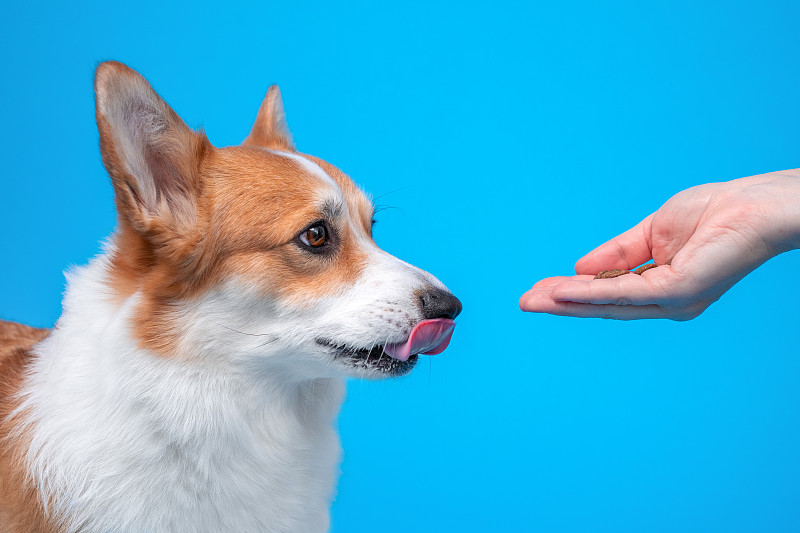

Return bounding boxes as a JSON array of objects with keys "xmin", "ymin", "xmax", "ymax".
[{"xmin": 0, "ymin": 61, "xmax": 461, "ymax": 533}]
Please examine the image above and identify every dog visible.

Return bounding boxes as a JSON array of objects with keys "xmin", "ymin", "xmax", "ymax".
[{"xmin": 0, "ymin": 61, "xmax": 461, "ymax": 533}]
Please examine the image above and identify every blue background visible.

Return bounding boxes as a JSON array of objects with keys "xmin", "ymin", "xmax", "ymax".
[{"xmin": 2, "ymin": 1, "xmax": 800, "ymax": 531}]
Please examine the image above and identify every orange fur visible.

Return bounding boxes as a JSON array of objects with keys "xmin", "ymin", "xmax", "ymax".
[
  {"xmin": 0, "ymin": 321, "xmax": 60, "ymax": 533},
  {"xmin": 89, "ymin": 63, "xmax": 376, "ymax": 356},
  {"xmin": 105, "ymin": 144, "xmax": 373, "ymax": 356}
]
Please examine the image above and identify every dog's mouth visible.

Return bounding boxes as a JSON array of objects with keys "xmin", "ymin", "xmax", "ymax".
[
  {"xmin": 317, "ymin": 341, "xmax": 420, "ymax": 376},
  {"xmin": 317, "ymin": 319, "xmax": 456, "ymax": 377}
]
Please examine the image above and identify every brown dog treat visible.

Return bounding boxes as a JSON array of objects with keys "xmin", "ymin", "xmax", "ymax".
[
  {"xmin": 594, "ymin": 269, "xmax": 631, "ymax": 279},
  {"xmin": 633, "ymin": 263, "xmax": 658, "ymax": 275}
]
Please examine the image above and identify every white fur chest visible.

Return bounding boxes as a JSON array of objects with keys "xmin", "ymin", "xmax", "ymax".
[{"xmin": 18, "ymin": 261, "xmax": 345, "ymax": 533}]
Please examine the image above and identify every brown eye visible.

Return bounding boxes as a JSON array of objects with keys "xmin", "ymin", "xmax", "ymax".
[{"xmin": 300, "ymin": 223, "xmax": 327, "ymax": 248}]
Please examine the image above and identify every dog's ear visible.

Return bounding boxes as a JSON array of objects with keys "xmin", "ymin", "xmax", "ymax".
[
  {"xmin": 95, "ymin": 61, "xmax": 209, "ymax": 239},
  {"xmin": 243, "ymin": 85, "xmax": 294, "ymax": 150}
]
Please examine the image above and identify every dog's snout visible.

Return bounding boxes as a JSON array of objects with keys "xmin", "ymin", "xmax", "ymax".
[{"xmin": 417, "ymin": 287, "xmax": 462, "ymax": 320}]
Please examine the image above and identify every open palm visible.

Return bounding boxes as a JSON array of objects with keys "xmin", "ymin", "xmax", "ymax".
[{"xmin": 520, "ymin": 170, "xmax": 800, "ymax": 320}]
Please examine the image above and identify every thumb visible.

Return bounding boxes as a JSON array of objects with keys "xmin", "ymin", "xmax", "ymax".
[{"xmin": 574, "ymin": 215, "xmax": 654, "ymax": 275}]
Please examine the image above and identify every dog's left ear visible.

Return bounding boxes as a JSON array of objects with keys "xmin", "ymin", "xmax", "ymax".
[
  {"xmin": 243, "ymin": 85, "xmax": 294, "ymax": 150},
  {"xmin": 95, "ymin": 61, "xmax": 209, "ymax": 241}
]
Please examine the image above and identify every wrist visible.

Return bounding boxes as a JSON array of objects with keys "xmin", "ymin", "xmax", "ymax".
[{"xmin": 764, "ymin": 170, "xmax": 800, "ymax": 253}]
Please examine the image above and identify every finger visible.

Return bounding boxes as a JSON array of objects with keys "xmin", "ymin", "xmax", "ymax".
[
  {"xmin": 528, "ymin": 275, "xmax": 596, "ymax": 291},
  {"xmin": 521, "ymin": 288, "xmax": 673, "ymax": 319},
  {"xmin": 551, "ymin": 270, "xmax": 669, "ymax": 306},
  {"xmin": 520, "ymin": 275, "xmax": 597, "ymax": 310},
  {"xmin": 574, "ymin": 214, "xmax": 654, "ymax": 275},
  {"xmin": 529, "ymin": 276, "xmax": 573, "ymax": 291}
]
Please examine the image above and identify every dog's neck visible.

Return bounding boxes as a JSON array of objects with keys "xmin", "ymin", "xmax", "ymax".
[{"xmin": 20, "ymin": 254, "xmax": 344, "ymax": 533}]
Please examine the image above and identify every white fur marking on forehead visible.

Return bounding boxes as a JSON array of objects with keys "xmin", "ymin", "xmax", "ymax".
[{"xmin": 266, "ymin": 149, "xmax": 341, "ymax": 194}]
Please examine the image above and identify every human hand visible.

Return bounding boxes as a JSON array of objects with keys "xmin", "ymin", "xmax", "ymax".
[{"xmin": 519, "ymin": 169, "xmax": 800, "ymax": 320}]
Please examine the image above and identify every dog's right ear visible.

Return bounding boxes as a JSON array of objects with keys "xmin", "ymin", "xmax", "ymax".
[
  {"xmin": 95, "ymin": 61, "xmax": 209, "ymax": 239},
  {"xmin": 242, "ymin": 85, "xmax": 294, "ymax": 150}
]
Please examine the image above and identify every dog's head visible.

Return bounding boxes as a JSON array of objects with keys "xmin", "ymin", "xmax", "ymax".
[{"xmin": 94, "ymin": 61, "xmax": 460, "ymax": 380}]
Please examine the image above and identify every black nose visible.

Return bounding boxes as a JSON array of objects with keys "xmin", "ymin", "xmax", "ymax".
[{"xmin": 417, "ymin": 287, "xmax": 462, "ymax": 320}]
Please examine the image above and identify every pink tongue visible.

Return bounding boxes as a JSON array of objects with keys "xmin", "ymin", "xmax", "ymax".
[{"xmin": 383, "ymin": 319, "xmax": 456, "ymax": 362}]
